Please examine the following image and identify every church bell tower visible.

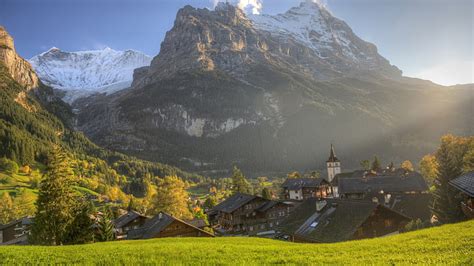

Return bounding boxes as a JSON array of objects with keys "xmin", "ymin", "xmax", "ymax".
[{"xmin": 326, "ymin": 144, "xmax": 341, "ymax": 182}]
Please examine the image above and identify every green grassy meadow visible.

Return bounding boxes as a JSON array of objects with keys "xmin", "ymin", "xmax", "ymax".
[{"xmin": 1, "ymin": 220, "xmax": 473, "ymax": 265}]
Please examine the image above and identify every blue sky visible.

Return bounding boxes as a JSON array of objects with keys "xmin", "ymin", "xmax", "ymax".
[{"xmin": 0, "ymin": 0, "xmax": 472, "ymax": 85}]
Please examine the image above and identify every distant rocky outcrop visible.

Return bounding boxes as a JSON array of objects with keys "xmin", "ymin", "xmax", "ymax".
[{"xmin": 0, "ymin": 26, "xmax": 39, "ymax": 90}]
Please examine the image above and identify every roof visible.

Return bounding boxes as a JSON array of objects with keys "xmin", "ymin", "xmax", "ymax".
[
  {"xmin": 210, "ymin": 193, "xmax": 258, "ymax": 213},
  {"xmin": 0, "ymin": 217, "xmax": 33, "ymax": 231},
  {"xmin": 255, "ymin": 200, "xmax": 290, "ymax": 212},
  {"xmin": 338, "ymin": 171, "xmax": 428, "ymax": 194},
  {"xmin": 113, "ymin": 211, "xmax": 147, "ymax": 229},
  {"xmin": 127, "ymin": 212, "xmax": 214, "ymax": 239},
  {"xmin": 450, "ymin": 171, "xmax": 474, "ymax": 197},
  {"xmin": 278, "ymin": 198, "xmax": 409, "ymax": 243},
  {"xmin": 389, "ymin": 194, "xmax": 432, "ymax": 221},
  {"xmin": 282, "ymin": 178, "xmax": 328, "ymax": 190},
  {"xmin": 185, "ymin": 218, "xmax": 207, "ymax": 228},
  {"xmin": 327, "ymin": 144, "xmax": 339, "ymax": 162}
]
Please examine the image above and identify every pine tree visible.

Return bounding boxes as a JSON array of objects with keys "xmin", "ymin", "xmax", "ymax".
[
  {"xmin": 96, "ymin": 207, "xmax": 115, "ymax": 242},
  {"xmin": 63, "ymin": 201, "xmax": 95, "ymax": 244},
  {"xmin": 371, "ymin": 156, "xmax": 381, "ymax": 172},
  {"xmin": 431, "ymin": 136, "xmax": 464, "ymax": 224},
  {"xmin": 360, "ymin": 160, "xmax": 370, "ymax": 171},
  {"xmin": 262, "ymin": 188, "xmax": 272, "ymax": 200},
  {"xmin": 30, "ymin": 146, "xmax": 78, "ymax": 245},
  {"xmin": 231, "ymin": 166, "xmax": 252, "ymax": 194}
]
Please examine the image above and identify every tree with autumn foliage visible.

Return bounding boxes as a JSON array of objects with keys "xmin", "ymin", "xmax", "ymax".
[
  {"xmin": 401, "ymin": 160, "xmax": 414, "ymax": 171},
  {"xmin": 152, "ymin": 175, "xmax": 193, "ymax": 220},
  {"xmin": 419, "ymin": 154, "xmax": 439, "ymax": 186}
]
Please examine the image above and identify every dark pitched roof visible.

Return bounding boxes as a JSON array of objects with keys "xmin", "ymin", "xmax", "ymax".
[
  {"xmin": 127, "ymin": 212, "xmax": 214, "ymax": 239},
  {"xmin": 389, "ymin": 194, "xmax": 432, "ymax": 221},
  {"xmin": 0, "ymin": 217, "xmax": 33, "ymax": 231},
  {"xmin": 185, "ymin": 218, "xmax": 207, "ymax": 228},
  {"xmin": 450, "ymin": 171, "xmax": 474, "ymax": 197},
  {"xmin": 338, "ymin": 171, "xmax": 428, "ymax": 194},
  {"xmin": 282, "ymin": 178, "xmax": 328, "ymax": 190},
  {"xmin": 332, "ymin": 170, "xmax": 367, "ymax": 185},
  {"xmin": 210, "ymin": 193, "xmax": 258, "ymax": 213},
  {"xmin": 113, "ymin": 211, "xmax": 147, "ymax": 229},
  {"xmin": 278, "ymin": 198, "xmax": 408, "ymax": 243}
]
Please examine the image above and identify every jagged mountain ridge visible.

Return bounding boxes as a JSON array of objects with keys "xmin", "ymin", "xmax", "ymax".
[
  {"xmin": 75, "ymin": 2, "xmax": 473, "ymax": 176},
  {"xmin": 29, "ymin": 47, "xmax": 152, "ymax": 103}
]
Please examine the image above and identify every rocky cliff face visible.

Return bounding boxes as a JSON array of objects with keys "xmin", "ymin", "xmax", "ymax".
[
  {"xmin": 0, "ymin": 26, "xmax": 39, "ymax": 90},
  {"xmin": 76, "ymin": 3, "xmax": 472, "ymax": 175}
]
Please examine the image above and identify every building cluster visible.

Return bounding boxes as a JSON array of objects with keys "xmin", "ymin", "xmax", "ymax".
[{"xmin": 1, "ymin": 146, "xmax": 473, "ymax": 245}]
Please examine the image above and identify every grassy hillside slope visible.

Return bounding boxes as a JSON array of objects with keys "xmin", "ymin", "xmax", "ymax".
[{"xmin": 1, "ymin": 220, "xmax": 473, "ymax": 264}]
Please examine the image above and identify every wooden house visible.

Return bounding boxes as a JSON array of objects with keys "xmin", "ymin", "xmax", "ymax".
[
  {"xmin": 208, "ymin": 193, "xmax": 292, "ymax": 236},
  {"xmin": 113, "ymin": 211, "xmax": 149, "ymax": 239},
  {"xmin": 450, "ymin": 171, "xmax": 474, "ymax": 219},
  {"xmin": 336, "ymin": 169, "xmax": 431, "ymax": 221},
  {"xmin": 282, "ymin": 178, "xmax": 332, "ymax": 201},
  {"xmin": 0, "ymin": 217, "xmax": 32, "ymax": 245},
  {"xmin": 127, "ymin": 212, "xmax": 214, "ymax": 239},
  {"xmin": 277, "ymin": 198, "xmax": 410, "ymax": 243}
]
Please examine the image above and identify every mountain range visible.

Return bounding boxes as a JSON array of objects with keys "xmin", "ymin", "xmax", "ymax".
[{"xmin": 28, "ymin": 1, "xmax": 474, "ymax": 176}]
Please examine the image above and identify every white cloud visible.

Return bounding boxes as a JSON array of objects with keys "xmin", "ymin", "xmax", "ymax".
[
  {"xmin": 413, "ymin": 60, "xmax": 473, "ymax": 86},
  {"xmin": 212, "ymin": 0, "xmax": 263, "ymax": 15}
]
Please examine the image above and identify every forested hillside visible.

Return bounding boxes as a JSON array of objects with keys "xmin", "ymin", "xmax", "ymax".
[{"xmin": 0, "ymin": 62, "xmax": 202, "ymax": 222}]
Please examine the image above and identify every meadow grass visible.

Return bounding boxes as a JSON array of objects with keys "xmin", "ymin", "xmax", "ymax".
[{"xmin": 1, "ymin": 220, "xmax": 473, "ymax": 265}]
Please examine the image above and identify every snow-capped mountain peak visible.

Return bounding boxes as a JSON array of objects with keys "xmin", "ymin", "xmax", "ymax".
[
  {"xmin": 248, "ymin": 0, "xmax": 374, "ymax": 62},
  {"xmin": 29, "ymin": 47, "xmax": 152, "ymax": 103}
]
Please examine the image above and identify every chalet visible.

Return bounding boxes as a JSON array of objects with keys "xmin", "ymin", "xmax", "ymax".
[
  {"xmin": 208, "ymin": 193, "xmax": 292, "ymax": 235},
  {"xmin": 277, "ymin": 198, "xmax": 410, "ymax": 243},
  {"xmin": 449, "ymin": 171, "xmax": 474, "ymax": 219},
  {"xmin": 127, "ymin": 212, "xmax": 214, "ymax": 239},
  {"xmin": 282, "ymin": 178, "xmax": 332, "ymax": 201},
  {"xmin": 0, "ymin": 217, "xmax": 32, "ymax": 245},
  {"xmin": 113, "ymin": 211, "xmax": 149, "ymax": 239},
  {"xmin": 336, "ymin": 169, "xmax": 431, "ymax": 221}
]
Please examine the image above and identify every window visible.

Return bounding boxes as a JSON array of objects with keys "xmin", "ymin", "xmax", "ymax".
[
  {"xmin": 384, "ymin": 219, "xmax": 393, "ymax": 227},
  {"xmin": 249, "ymin": 226, "xmax": 253, "ymax": 231}
]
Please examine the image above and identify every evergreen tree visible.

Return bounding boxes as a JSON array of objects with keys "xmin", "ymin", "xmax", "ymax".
[
  {"xmin": 96, "ymin": 206, "xmax": 115, "ymax": 242},
  {"xmin": 152, "ymin": 175, "xmax": 193, "ymax": 219},
  {"xmin": 231, "ymin": 166, "xmax": 252, "ymax": 194},
  {"xmin": 203, "ymin": 196, "xmax": 218, "ymax": 210},
  {"xmin": 360, "ymin": 160, "xmax": 370, "ymax": 171},
  {"xmin": 63, "ymin": 201, "xmax": 95, "ymax": 244},
  {"xmin": 262, "ymin": 188, "xmax": 272, "ymax": 200},
  {"xmin": 371, "ymin": 156, "xmax": 382, "ymax": 172},
  {"xmin": 30, "ymin": 147, "xmax": 78, "ymax": 245},
  {"xmin": 431, "ymin": 136, "xmax": 465, "ymax": 224}
]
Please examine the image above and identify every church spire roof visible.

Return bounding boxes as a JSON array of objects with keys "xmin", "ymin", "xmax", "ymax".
[{"xmin": 327, "ymin": 144, "xmax": 339, "ymax": 162}]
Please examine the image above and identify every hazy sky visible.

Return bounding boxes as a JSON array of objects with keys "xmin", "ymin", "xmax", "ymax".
[{"xmin": 0, "ymin": 0, "xmax": 472, "ymax": 85}]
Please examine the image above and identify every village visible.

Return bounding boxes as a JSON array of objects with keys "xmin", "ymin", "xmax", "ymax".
[{"xmin": 1, "ymin": 145, "xmax": 472, "ymax": 245}]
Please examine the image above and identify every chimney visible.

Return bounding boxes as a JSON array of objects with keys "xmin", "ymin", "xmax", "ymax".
[
  {"xmin": 316, "ymin": 200, "xmax": 327, "ymax": 212},
  {"xmin": 158, "ymin": 212, "xmax": 163, "ymax": 219}
]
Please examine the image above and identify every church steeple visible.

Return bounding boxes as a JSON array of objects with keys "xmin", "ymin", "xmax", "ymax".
[
  {"xmin": 327, "ymin": 144, "xmax": 339, "ymax": 163},
  {"xmin": 326, "ymin": 144, "xmax": 341, "ymax": 182}
]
